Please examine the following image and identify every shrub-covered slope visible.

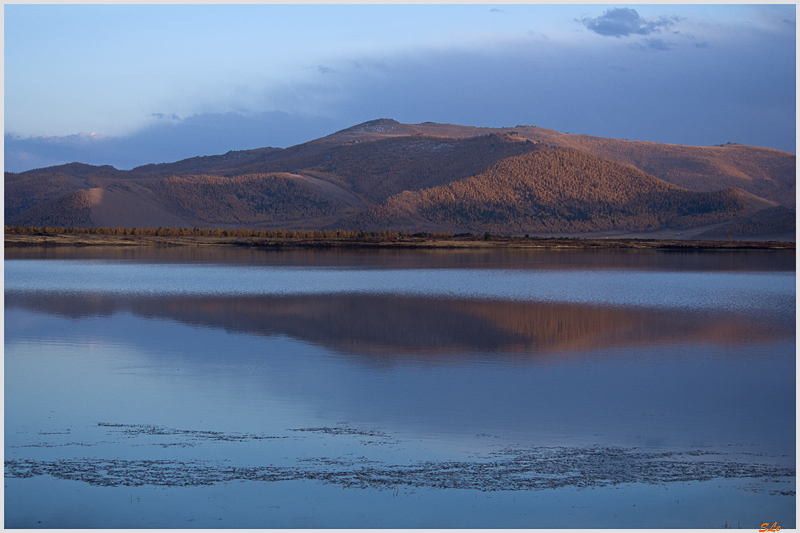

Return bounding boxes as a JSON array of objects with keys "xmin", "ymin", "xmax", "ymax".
[
  {"xmin": 345, "ymin": 147, "xmax": 750, "ymax": 233},
  {"xmin": 156, "ymin": 173, "xmax": 349, "ymax": 225}
]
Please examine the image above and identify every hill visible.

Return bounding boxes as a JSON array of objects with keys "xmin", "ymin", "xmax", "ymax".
[
  {"xmin": 697, "ymin": 205, "xmax": 796, "ymax": 240},
  {"xmin": 342, "ymin": 146, "xmax": 754, "ymax": 234},
  {"xmin": 4, "ymin": 119, "xmax": 795, "ymax": 239}
]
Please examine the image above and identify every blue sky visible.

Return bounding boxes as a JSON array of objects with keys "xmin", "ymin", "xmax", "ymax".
[{"xmin": 4, "ymin": 4, "xmax": 796, "ymax": 172}]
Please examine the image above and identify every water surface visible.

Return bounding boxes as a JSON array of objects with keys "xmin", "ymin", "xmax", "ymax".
[{"xmin": 5, "ymin": 247, "xmax": 795, "ymax": 528}]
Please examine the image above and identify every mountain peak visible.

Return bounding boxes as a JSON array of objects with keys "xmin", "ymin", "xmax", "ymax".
[
  {"xmin": 338, "ymin": 118, "xmax": 402, "ymax": 134},
  {"xmin": 21, "ymin": 162, "xmax": 117, "ymax": 176}
]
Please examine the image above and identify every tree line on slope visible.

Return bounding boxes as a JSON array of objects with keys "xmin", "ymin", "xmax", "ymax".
[
  {"xmin": 310, "ymin": 133, "xmax": 541, "ymax": 203},
  {"xmin": 353, "ymin": 148, "xmax": 749, "ymax": 233},
  {"xmin": 699, "ymin": 205, "xmax": 796, "ymax": 237},
  {"xmin": 5, "ymin": 172, "xmax": 88, "ymax": 221},
  {"xmin": 156, "ymin": 173, "xmax": 343, "ymax": 224}
]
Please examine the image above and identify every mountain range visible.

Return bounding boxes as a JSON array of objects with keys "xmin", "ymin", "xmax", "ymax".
[{"xmin": 5, "ymin": 119, "xmax": 795, "ymax": 239}]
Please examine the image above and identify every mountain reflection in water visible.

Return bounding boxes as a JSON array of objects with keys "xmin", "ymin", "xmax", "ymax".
[{"xmin": 5, "ymin": 291, "xmax": 791, "ymax": 364}]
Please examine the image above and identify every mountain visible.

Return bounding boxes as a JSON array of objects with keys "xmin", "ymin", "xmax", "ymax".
[
  {"xmin": 341, "ymin": 146, "xmax": 758, "ymax": 234},
  {"xmin": 5, "ymin": 119, "xmax": 795, "ymax": 239}
]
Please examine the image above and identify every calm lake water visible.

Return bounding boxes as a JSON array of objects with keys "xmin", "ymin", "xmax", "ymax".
[{"xmin": 4, "ymin": 246, "xmax": 796, "ymax": 528}]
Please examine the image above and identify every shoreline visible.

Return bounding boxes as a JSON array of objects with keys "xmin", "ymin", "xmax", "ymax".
[{"xmin": 4, "ymin": 232, "xmax": 795, "ymax": 250}]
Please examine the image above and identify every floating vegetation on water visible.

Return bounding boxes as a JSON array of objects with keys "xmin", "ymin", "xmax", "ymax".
[
  {"xmin": 97, "ymin": 422, "xmax": 284, "ymax": 442},
  {"xmin": 7, "ymin": 422, "xmax": 794, "ymax": 493},
  {"xmin": 290, "ymin": 425, "xmax": 390, "ymax": 438},
  {"xmin": 5, "ymin": 446, "xmax": 794, "ymax": 492}
]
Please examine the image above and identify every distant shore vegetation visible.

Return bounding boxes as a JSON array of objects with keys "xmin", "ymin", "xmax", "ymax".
[
  {"xmin": 3, "ymin": 225, "xmax": 457, "ymax": 240},
  {"xmin": 4, "ymin": 225, "xmax": 794, "ymax": 250}
]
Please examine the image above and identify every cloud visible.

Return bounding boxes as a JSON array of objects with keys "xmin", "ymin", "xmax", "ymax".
[
  {"xmin": 319, "ymin": 34, "xmax": 794, "ymax": 152},
  {"xmin": 4, "ymin": 111, "xmax": 344, "ymax": 172},
  {"xmin": 645, "ymin": 38, "xmax": 671, "ymax": 51},
  {"xmin": 5, "ymin": 15, "xmax": 795, "ymax": 173},
  {"xmin": 580, "ymin": 8, "xmax": 680, "ymax": 38},
  {"xmin": 628, "ymin": 38, "xmax": 673, "ymax": 52},
  {"xmin": 149, "ymin": 113, "xmax": 181, "ymax": 120},
  {"xmin": 317, "ymin": 65, "xmax": 339, "ymax": 74}
]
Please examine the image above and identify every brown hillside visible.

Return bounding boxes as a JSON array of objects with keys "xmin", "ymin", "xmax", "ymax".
[
  {"xmin": 698, "ymin": 205, "xmax": 796, "ymax": 239},
  {"xmin": 323, "ymin": 121, "xmax": 796, "ymax": 207},
  {"xmin": 131, "ymin": 147, "xmax": 283, "ymax": 175},
  {"xmin": 16, "ymin": 162, "xmax": 117, "ymax": 177},
  {"xmin": 156, "ymin": 173, "xmax": 353, "ymax": 226},
  {"xmin": 551, "ymin": 137, "xmax": 796, "ymax": 207},
  {"xmin": 307, "ymin": 133, "xmax": 541, "ymax": 203},
  {"xmin": 4, "ymin": 119, "xmax": 793, "ymax": 238},
  {"xmin": 346, "ymin": 147, "xmax": 750, "ymax": 234},
  {"xmin": 87, "ymin": 183, "xmax": 193, "ymax": 229},
  {"xmin": 8, "ymin": 188, "xmax": 96, "ymax": 228},
  {"xmin": 5, "ymin": 173, "xmax": 89, "ymax": 222}
]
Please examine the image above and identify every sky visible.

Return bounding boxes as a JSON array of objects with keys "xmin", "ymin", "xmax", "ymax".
[{"xmin": 4, "ymin": 4, "xmax": 796, "ymax": 172}]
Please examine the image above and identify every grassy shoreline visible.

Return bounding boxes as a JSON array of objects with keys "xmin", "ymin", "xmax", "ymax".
[{"xmin": 4, "ymin": 231, "xmax": 795, "ymax": 250}]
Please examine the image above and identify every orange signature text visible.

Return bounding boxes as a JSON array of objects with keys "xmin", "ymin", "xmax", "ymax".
[{"xmin": 760, "ymin": 523, "xmax": 781, "ymax": 532}]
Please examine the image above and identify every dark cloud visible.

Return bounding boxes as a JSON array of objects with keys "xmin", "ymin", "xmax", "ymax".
[
  {"xmin": 5, "ymin": 111, "xmax": 343, "ymax": 172},
  {"xmin": 317, "ymin": 65, "xmax": 338, "ymax": 74},
  {"xmin": 580, "ymin": 8, "xmax": 680, "ymax": 38},
  {"xmin": 489, "ymin": 8, "xmax": 504, "ymax": 13},
  {"xmin": 5, "ymin": 20, "xmax": 795, "ymax": 172},
  {"xmin": 327, "ymin": 36, "xmax": 794, "ymax": 153}
]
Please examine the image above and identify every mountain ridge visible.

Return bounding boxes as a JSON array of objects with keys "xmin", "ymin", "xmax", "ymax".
[{"xmin": 5, "ymin": 119, "xmax": 795, "ymax": 240}]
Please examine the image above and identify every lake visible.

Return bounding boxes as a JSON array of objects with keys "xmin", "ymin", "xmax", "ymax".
[{"xmin": 4, "ymin": 246, "xmax": 795, "ymax": 528}]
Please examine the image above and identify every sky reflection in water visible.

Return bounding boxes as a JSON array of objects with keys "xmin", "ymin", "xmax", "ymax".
[{"xmin": 4, "ymin": 248, "xmax": 795, "ymax": 528}]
